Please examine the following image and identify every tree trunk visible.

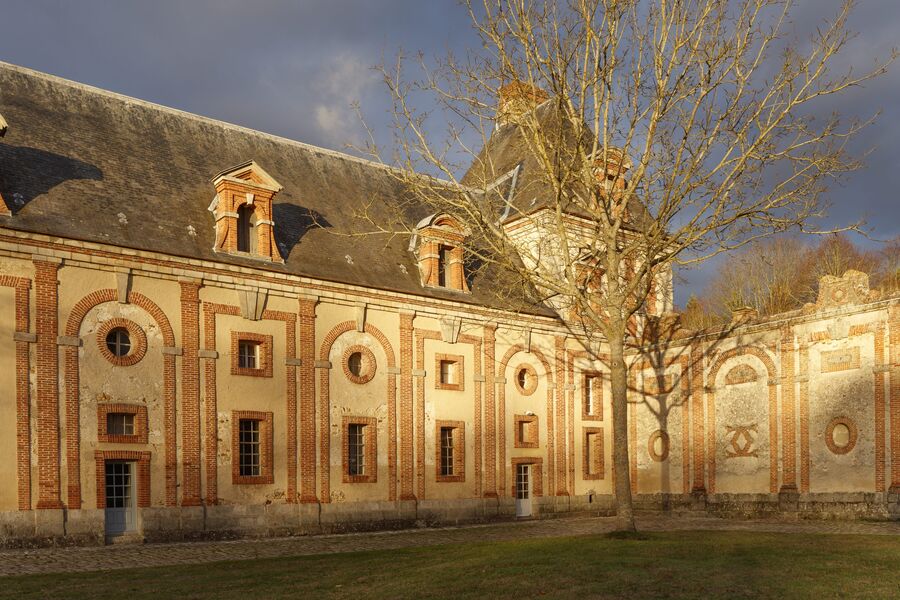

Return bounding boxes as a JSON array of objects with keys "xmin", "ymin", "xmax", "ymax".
[{"xmin": 608, "ymin": 330, "xmax": 636, "ymax": 531}]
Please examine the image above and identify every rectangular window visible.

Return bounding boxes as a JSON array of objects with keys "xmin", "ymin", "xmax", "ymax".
[
  {"xmin": 435, "ymin": 354, "xmax": 465, "ymax": 391},
  {"xmin": 583, "ymin": 427, "xmax": 604, "ymax": 480},
  {"xmin": 437, "ymin": 245, "xmax": 450, "ymax": 287},
  {"xmin": 238, "ymin": 340, "xmax": 260, "ymax": 369},
  {"xmin": 435, "ymin": 420, "xmax": 465, "ymax": 482},
  {"xmin": 238, "ymin": 419, "xmax": 260, "ymax": 477},
  {"xmin": 343, "ymin": 416, "xmax": 377, "ymax": 483},
  {"xmin": 583, "ymin": 372, "xmax": 602, "ymax": 420},
  {"xmin": 106, "ymin": 412, "xmax": 135, "ymax": 436},
  {"xmin": 348, "ymin": 423, "xmax": 365, "ymax": 476},
  {"xmin": 514, "ymin": 414, "xmax": 539, "ymax": 448},
  {"xmin": 440, "ymin": 427, "xmax": 454, "ymax": 476}
]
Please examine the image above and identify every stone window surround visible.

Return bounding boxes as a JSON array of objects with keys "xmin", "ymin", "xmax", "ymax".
[
  {"xmin": 231, "ymin": 410, "xmax": 274, "ymax": 485},
  {"xmin": 230, "ymin": 331, "xmax": 274, "ymax": 378},
  {"xmin": 435, "ymin": 420, "xmax": 466, "ymax": 483},
  {"xmin": 96, "ymin": 318, "xmax": 147, "ymax": 367},
  {"xmin": 97, "ymin": 403, "xmax": 149, "ymax": 445},
  {"xmin": 435, "ymin": 353, "xmax": 465, "ymax": 391},
  {"xmin": 342, "ymin": 416, "xmax": 377, "ymax": 484}
]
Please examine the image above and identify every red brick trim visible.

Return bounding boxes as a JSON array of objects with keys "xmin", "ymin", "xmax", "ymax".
[
  {"xmin": 64, "ymin": 288, "xmax": 177, "ymax": 509},
  {"xmin": 690, "ymin": 343, "xmax": 706, "ymax": 493},
  {"xmin": 510, "ymin": 457, "xmax": 543, "ymax": 497},
  {"xmin": 179, "ymin": 281, "xmax": 202, "ymax": 506},
  {"xmin": 706, "ymin": 346, "xmax": 779, "ymax": 494},
  {"xmin": 512, "ymin": 363, "xmax": 538, "ymax": 396},
  {"xmin": 93, "ymin": 450, "xmax": 151, "ymax": 509},
  {"xmin": 98, "ymin": 403, "xmax": 149, "ymax": 444},
  {"xmin": 799, "ymin": 344, "xmax": 810, "ymax": 493},
  {"xmin": 266, "ymin": 310, "xmax": 298, "ymax": 503},
  {"xmin": 648, "ymin": 429, "xmax": 670, "ymax": 462},
  {"xmin": 342, "ymin": 345, "xmax": 377, "ymax": 385},
  {"xmin": 820, "ymin": 346, "xmax": 861, "ymax": 373},
  {"xmin": 231, "ymin": 411, "xmax": 274, "ymax": 485},
  {"xmin": 434, "ymin": 353, "xmax": 465, "ymax": 391},
  {"xmin": 298, "ymin": 298, "xmax": 318, "ymax": 503},
  {"xmin": 399, "ymin": 313, "xmax": 415, "ymax": 501},
  {"xmin": 230, "ymin": 331, "xmax": 273, "ymax": 377},
  {"xmin": 483, "ymin": 326, "xmax": 497, "ymax": 497},
  {"xmin": 780, "ymin": 327, "xmax": 797, "ymax": 491},
  {"xmin": 319, "ymin": 321, "xmax": 396, "ymax": 501},
  {"xmin": 435, "ymin": 420, "xmax": 466, "ymax": 483},
  {"xmin": 874, "ymin": 326, "xmax": 886, "ymax": 492},
  {"xmin": 581, "ymin": 371, "xmax": 603, "ymax": 421},
  {"xmin": 890, "ymin": 306, "xmax": 900, "ymax": 491},
  {"xmin": 1, "ymin": 275, "xmax": 32, "ymax": 510},
  {"xmin": 514, "ymin": 414, "xmax": 539, "ymax": 448},
  {"xmin": 554, "ymin": 337, "xmax": 566, "ymax": 495},
  {"xmin": 825, "ymin": 416, "xmax": 858, "ymax": 455},
  {"xmin": 95, "ymin": 318, "xmax": 147, "ymax": 367},
  {"xmin": 34, "ymin": 259, "xmax": 62, "ymax": 510},
  {"xmin": 342, "ymin": 416, "xmax": 377, "ymax": 483},
  {"xmin": 582, "ymin": 427, "xmax": 604, "ymax": 480}
]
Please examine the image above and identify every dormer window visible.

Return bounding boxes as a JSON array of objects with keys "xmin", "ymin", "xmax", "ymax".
[
  {"xmin": 209, "ymin": 160, "xmax": 284, "ymax": 263},
  {"xmin": 414, "ymin": 214, "xmax": 470, "ymax": 292}
]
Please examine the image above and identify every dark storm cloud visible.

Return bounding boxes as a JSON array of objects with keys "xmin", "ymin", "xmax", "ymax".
[{"xmin": 0, "ymin": 1, "xmax": 897, "ymax": 305}]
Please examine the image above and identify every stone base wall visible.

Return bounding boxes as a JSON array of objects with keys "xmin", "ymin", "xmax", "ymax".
[{"xmin": 3, "ymin": 493, "xmax": 898, "ymax": 548}]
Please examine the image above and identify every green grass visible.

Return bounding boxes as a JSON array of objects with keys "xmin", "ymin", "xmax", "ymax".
[{"xmin": 4, "ymin": 530, "xmax": 900, "ymax": 599}]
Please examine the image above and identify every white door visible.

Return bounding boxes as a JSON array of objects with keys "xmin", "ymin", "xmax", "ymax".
[
  {"xmin": 515, "ymin": 463, "xmax": 532, "ymax": 517},
  {"xmin": 105, "ymin": 461, "xmax": 136, "ymax": 536}
]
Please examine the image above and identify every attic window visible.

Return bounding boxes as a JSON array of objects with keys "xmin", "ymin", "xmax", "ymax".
[
  {"xmin": 414, "ymin": 214, "xmax": 470, "ymax": 292},
  {"xmin": 210, "ymin": 160, "xmax": 284, "ymax": 263}
]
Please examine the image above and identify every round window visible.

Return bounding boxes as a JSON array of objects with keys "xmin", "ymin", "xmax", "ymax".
[
  {"xmin": 517, "ymin": 368, "xmax": 529, "ymax": 389},
  {"xmin": 348, "ymin": 352, "xmax": 363, "ymax": 377},
  {"xmin": 106, "ymin": 327, "xmax": 131, "ymax": 357},
  {"xmin": 513, "ymin": 363, "xmax": 538, "ymax": 396}
]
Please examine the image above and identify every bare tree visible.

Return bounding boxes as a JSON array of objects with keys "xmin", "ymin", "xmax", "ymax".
[{"xmin": 354, "ymin": 0, "xmax": 893, "ymax": 530}]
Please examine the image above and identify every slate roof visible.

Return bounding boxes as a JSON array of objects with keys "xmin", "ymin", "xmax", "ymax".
[{"xmin": 0, "ymin": 62, "xmax": 554, "ymax": 316}]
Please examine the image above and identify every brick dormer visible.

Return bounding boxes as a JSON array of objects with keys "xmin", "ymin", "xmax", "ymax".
[
  {"xmin": 592, "ymin": 147, "xmax": 632, "ymax": 220},
  {"xmin": 0, "ymin": 112, "xmax": 9, "ymax": 216},
  {"xmin": 414, "ymin": 214, "xmax": 470, "ymax": 292},
  {"xmin": 209, "ymin": 161, "xmax": 284, "ymax": 263}
]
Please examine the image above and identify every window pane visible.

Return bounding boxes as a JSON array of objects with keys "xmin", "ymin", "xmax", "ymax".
[
  {"xmin": 106, "ymin": 412, "xmax": 135, "ymax": 436},
  {"xmin": 238, "ymin": 419, "xmax": 260, "ymax": 477},
  {"xmin": 238, "ymin": 341, "xmax": 259, "ymax": 369},
  {"xmin": 440, "ymin": 427, "xmax": 454, "ymax": 476},
  {"xmin": 348, "ymin": 423, "xmax": 365, "ymax": 476},
  {"xmin": 440, "ymin": 360, "xmax": 456, "ymax": 385}
]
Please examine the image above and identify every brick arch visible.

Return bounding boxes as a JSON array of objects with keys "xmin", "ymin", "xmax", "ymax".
[
  {"xmin": 317, "ymin": 321, "xmax": 397, "ymax": 503},
  {"xmin": 705, "ymin": 346, "xmax": 778, "ymax": 495},
  {"xmin": 64, "ymin": 289, "xmax": 177, "ymax": 509},
  {"xmin": 496, "ymin": 344, "xmax": 553, "ymax": 497}
]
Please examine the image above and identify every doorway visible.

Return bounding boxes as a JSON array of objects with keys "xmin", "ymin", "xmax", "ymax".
[
  {"xmin": 515, "ymin": 463, "xmax": 533, "ymax": 517},
  {"xmin": 104, "ymin": 460, "xmax": 136, "ymax": 536}
]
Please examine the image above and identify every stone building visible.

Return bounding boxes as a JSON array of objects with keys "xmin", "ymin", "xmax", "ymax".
[{"xmin": 0, "ymin": 62, "xmax": 898, "ymax": 545}]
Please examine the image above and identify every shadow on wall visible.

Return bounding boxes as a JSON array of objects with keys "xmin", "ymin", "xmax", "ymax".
[
  {"xmin": 273, "ymin": 203, "xmax": 331, "ymax": 260},
  {"xmin": 0, "ymin": 144, "xmax": 103, "ymax": 213}
]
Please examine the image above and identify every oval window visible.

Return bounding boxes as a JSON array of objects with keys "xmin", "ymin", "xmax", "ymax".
[
  {"xmin": 106, "ymin": 327, "xmax": 131, "ymax": 357},
  {"xmin": 348, "ymin": 351, "xmax": 363, "ymax": 377}
]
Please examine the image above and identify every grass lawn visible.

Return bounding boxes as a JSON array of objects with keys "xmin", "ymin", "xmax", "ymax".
[{"xmin": 3, "ymin": 530, "xmax": 899, "ymax": 599}]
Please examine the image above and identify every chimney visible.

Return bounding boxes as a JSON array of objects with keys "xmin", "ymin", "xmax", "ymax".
[
  {"xmin": 496, "ymin": 82, "xmax": 548, "ymax": 128},
  {"xmin": 593, "ymin": 147, "xmax": 632, "ymax": 193}
]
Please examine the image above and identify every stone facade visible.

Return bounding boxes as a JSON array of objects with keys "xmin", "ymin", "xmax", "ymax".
[{"xmin": 0, "ymin": 64, "xmax": 899, "ymax": 546}]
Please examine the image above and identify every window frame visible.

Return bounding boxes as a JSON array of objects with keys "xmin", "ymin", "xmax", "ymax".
[
  {"xmin": 434, "ymin": 353, "xmax": 465, "ymax": 391},
  {"xmin": 582, "ymin": 371, "xmax": 603, "ymax": 421},
  {"xmin": 342, "ymin": 416, "xmax": 377, "ymax": 483},
  {"xmin": 231, "ymin": 411, "xmax": 274, "ymax": 485},
  {"xmin": 514, "ymin": 414, "xmax": 539, "ymax": 448},
  {"xmin": 435, "ymin": 420, "xmax": 465, "ymax": 483},
  {"xmin": 583, "ymin": 427, "xmax": 604, "ymax": 480},
  {"xmin": 97, "ymin": 403, "xmax": 148, "ymax": 444},
  {"xmin": 230, "ymin": 332, "xmax": 273, "ymax": 377},
  {"xmin": 95, "ymin": 319, "xmax": 148, "ymax": 367}
]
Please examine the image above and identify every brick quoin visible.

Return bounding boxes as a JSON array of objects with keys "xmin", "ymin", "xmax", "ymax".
[
  {"xmin": 482, "ymin": 325, "xmax": 497, "ymax": 497},
  {"xmin": 690, "ymin": 342, "xmax": 706, "ymax": 493},
  {"xmin": 398, "ymin": 312, "xmax": 415, "ymax": 500},
  {"xmin": 298, "ymin": 297, "xmax": 318, "ymax": 503},
  {"xmin": 799, "ymin": 344, "xmax": 811, "ymax": 493},
  {"xmin": 554, "ymin": 336, "xmax": 567, "ymax": 495},
  {"xmin": 874, "ymin": 326, "xmax": 886, "ymax": 492},
  {"xmin": 179, "ymin": 280, "xmax": 202, "ymax": 506},
  {"xmin": 780, "ymin": 327, "xmax": 798, "ymax": 492},
  {"xmin": 34, "ymin": 258, "xmax": 63, "ymax": 510},
  {"xmin": 890, "ymin": 305, "xmax": 900, "ymax": 492}
]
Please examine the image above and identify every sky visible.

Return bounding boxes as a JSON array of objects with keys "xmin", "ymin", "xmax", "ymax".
[{"xmin": 1, "ymin": 0, "xmax": 897, "ymax": 305}]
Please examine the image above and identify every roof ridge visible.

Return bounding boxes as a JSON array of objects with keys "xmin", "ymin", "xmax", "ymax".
[{"xmin": 0, "ymin": 60, "xmax": 458, "ymax": 186}]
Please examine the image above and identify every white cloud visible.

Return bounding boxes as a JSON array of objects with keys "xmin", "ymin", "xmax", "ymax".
[{"xmin": 311, "ymin": 52, "xmax": 379, "ymax": 148}]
